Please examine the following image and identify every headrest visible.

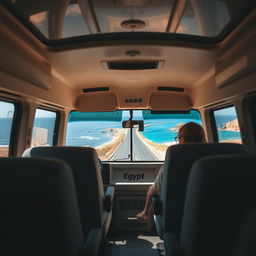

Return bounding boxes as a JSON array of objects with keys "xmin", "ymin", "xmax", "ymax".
[
  {"xmin": 181, "ymin": 154, "xmax": 256, "ymax": 256},
  {"xmin": 0, "ymin": 157, "xmax": 83, "ymax": 256},
  {"xmin": 23, "ymin": 146, "xmax": 102, "ymax": 170}
]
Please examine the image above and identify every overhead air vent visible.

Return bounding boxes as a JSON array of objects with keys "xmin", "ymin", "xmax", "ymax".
[
  {"xmin": 83, "ymin": 87, "xmax": 109, "ymax": 93},
  {"xmin": 157, "ymin": 86, "xmax": 184, "ymax": 92},
  {"xmin": 102, "ymin": 61, "xmax": 164, "ymax": 70}
]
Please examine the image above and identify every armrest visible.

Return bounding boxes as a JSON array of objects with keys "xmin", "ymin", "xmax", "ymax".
[
  {"xmin": 103, "ymin": 186, "xmax": 115, "ymax": 212},
  {"xmin": 163, "ymin": 232, "xmax": 183, "ymax": 256},
  {"xmin": 81, "ymin": 228, "xmax": 103, "ymax": 256},
  {"xmin": 152, "ymin": 195, "xmax": 162, "ymax": 215}
]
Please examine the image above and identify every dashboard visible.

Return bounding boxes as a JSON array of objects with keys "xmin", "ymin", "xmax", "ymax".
[{"xmin": 102, "ymin": 162, "xmax": 163, "ymax": 230}]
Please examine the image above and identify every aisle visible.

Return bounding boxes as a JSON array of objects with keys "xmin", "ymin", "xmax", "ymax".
[{"xmin": 108, "ymin": 233, "xmax": 162, "ymax": 256}]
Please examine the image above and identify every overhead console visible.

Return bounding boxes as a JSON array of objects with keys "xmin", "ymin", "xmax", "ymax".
[
  {"xmin": 76, "ymin": 86, "xmax": 192, "ymax": 111},
  {"xmin": 102, "ymin": 162, "xmax": 163, "ymax": 230}
]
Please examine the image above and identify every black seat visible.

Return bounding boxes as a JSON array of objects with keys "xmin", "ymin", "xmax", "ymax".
[
  {"xmin": 176, "ymin": 154, "xmax": 256, "ymax": 256},
  {"xmin": 0, "ymin": 157, "xmax": 102, "ymax": 256},
  {"xmin": 23, "ymin": 146, "xmax": 114, "ymax": 239},
  {"xmin": 234, "ymin": 208, "xmax": 256, "ymax": 256},
  {"xmin": 153, "ymin": 143, "xmax": 247, "ymax": 241}
]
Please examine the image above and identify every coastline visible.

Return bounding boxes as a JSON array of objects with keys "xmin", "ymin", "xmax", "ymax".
[
  {"xmin": 94, "ymin": 129, "xmax": 128, "ymax": 160},
  {"xmin": 0, "ymin": 147, "xmax": 8, "ymax": 157},
  {"xmin": 220, "ymin": 139, "xmax": 242, "ymax": 144},
  {"xmin": 136, "ymin": 130, "xmax": 174, "ymax": 160}
]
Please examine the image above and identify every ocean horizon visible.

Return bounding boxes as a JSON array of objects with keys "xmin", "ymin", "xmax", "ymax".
[{"xmin": 0, "ymin": 115, "xmax": 241, "ymax": 147}]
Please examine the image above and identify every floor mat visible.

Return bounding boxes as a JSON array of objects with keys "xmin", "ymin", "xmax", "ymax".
[{"xmin": 108, "ymin": 234, "xmax": 162, "ymax": 256}]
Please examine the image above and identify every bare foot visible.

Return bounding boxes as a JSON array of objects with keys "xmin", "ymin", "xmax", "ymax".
[{"xmin": 136, "ymin": 211, "xmax": 150, "ymax": 221}]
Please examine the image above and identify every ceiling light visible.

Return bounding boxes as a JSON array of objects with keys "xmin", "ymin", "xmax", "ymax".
[{"xmin": 121, "ymin": 19, "xmax": 146, "ymax": 30}]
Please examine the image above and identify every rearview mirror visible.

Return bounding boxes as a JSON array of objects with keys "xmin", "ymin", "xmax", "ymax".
[{"xmin": 122, "ymin": 120, "xmax": 144, "ymax": 132}]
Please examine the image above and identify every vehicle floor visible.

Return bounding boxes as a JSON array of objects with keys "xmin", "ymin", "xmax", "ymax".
[{"xmin": 107, "ymin": 230, "xmax": 162, "ymax": 256}]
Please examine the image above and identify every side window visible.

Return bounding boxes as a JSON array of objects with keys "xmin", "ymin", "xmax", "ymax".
[
  {"xmin": 32, "ymin": 108, "xmax": 58, "ymax": 147},
  {"xmin": 0, "ymin": 101, "xmax": 16, "ymax": 157},
  {"xmin": 213, "ymin": 106, "xmax": 242, "ymax": 144}
]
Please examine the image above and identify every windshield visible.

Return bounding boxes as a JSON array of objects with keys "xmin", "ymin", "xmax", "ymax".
[{"xmin": 66, "ymin": 110, "xmax": 202, "ymax": 161}]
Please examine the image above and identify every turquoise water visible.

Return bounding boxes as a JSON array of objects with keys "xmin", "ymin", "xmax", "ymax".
[
  {"xmin": 66, "ymin": 121, "xmax": 122, "ymax": 147},
  {"xmin": 142, "ymin": 119, "xmax": 201, "ymax": 143},
  {"xmin": 0, "ymin": 116, "xmax": 241, "ymax": 147},
  {"xmin": 217, "ymin": 130, "xmax": 241, "ymax": 141}
]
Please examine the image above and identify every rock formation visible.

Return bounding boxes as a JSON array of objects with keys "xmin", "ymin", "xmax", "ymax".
[{"xmin": 222, "ymin": 119, "xmax": 240, "ymax": 132}]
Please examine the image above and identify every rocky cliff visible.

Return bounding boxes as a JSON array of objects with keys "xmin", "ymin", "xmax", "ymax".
[{"xmin": 222, "ymin": 119, "xmax": 240, "ymax": 132}]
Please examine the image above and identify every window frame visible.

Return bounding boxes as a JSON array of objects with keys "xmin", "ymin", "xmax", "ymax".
[
  {"xmin": 210, "ymin": 104, "xmax": 242, "ymax": 143},
  {"xmin": 0, "ymin": 98, "xmax": 20, "ymax": 156},
  {"xmin": 33, "ymin": 107, "xmax": 60, "ymax": 147}
]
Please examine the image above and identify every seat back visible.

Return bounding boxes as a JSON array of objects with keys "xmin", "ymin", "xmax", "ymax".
[
  {"xmin": 180, "ymin": 154, "xmax": 256, "ymax": 256},
  {"xmin": 23, "ymin": 146, "xmax": 104, "ymax": 238},
  {"xmin": 161, "ymin": 143, "xmax": 247, "ymax": 239},
  {"xmin": 0, "ymin": 157, "xmax": 83, "ymax": 256},
  {"xmin": 234, "ymin": 208, "xmax": 256, "ymax": 256}
]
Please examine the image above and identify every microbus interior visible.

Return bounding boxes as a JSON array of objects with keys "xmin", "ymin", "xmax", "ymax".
[{"xmin": 0, "ymin": 0, "xmax": 256, "ymax": 256}]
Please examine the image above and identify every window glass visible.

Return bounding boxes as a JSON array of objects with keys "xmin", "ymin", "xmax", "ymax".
[
  {"xmin": 138, "ymin": 110, "xmax": 202, "ymax": 161},
  {"xmin": 4, "ymin": 0, "xmax": 253, "ymax": 40},
  {"xmin": 213, "ymin": 106, "xmax": 242, "ymax": 143},
  {"xmin": 0, "ymin": 101, "xmax": 15, "ymax": 157},
  {"xmin": 66, "ymin": 111, "xmax": 129, "ymax": 161},
  {"xmin": 66, "ymin": 110, "xmax": 202, "ymax": 161},
  {"xmin": 32, "ymin": 109, "xmax": 57, "ymax": 147},
  {"xmin": 63, "ymin": 2, "xmax": 90, "ymax": 38},
  {"xmin": 29, "ymin": 10, "xmax": 49, "ymax": 38},
  {"xmin": 177, "ymin": 0, "xmax": 230, "ymax": 37}
]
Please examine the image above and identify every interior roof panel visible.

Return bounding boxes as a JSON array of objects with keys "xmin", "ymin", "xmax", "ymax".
[{"xmin": 1, "ymin": 0, "xmax": 255, "ymax": 49}]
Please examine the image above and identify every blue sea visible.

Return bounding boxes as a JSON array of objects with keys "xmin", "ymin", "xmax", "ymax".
[
  {"xmin": 66, "ymin": 121, "xmax": 122, "ymax": 147},
  {"xmin": 0, "ymin": 115, "xmax": 241, "ymax": 146}
]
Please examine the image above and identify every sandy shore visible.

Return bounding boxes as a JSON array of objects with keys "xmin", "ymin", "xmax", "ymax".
[
  {"xmin": 136, "ymin": 131, "xmax": 176, "ymax": 160},
  {"xmin": 220, "ymin": 139, "xmax": 242, "ymax": 144},
  {"xmin": 94, "ymin": 129, "xmax": 128, "ymax": 160},
  {"xmin": 0, "ymin": 147, "xmax": 8, "ymax": 157},
  {"xmin": 136, "ymin": 131, "xmax": 242, "ymax": 160}
]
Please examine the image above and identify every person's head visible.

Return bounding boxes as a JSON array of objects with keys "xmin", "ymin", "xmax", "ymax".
[{"xmin": 176, "ymin": 122, "xmax": 206, "ymax": 144}]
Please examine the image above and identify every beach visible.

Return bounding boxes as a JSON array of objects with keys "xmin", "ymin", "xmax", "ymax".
[
  {"xmin": 136, "ymin": 130, "xmax": 175, "ymax": 160},
  {"xmin": 0, "ymin": 147, "xmax": 8, "ymax": 157},
  {"xmin": 95, "ymin": 129, "xmax": 128, "ymax": 160}
]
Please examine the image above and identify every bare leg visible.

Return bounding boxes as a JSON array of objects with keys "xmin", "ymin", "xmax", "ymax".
[{"xmin": 136, "ymin": 185, "xmax": 158, "ymax": 220}]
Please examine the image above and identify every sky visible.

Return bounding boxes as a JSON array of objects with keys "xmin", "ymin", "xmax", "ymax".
[
  {"xmin": 0, "ymin": 102, "xmax": 14, "ymax": 118},
  {"xmin": 0, "ymin": 102, "xmax": 57, "ymax": 118},
  {"xmin": 214, "ymin": 106, "xmax": 237, "ymax": 116}
]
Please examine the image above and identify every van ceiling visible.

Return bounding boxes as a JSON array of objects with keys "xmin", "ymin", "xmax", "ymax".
[{"xmin": 0, "ymin": 0, "xmax": 255, "ymax": 106}]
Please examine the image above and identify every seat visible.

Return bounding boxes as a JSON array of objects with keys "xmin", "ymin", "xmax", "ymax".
[
  {"xmin": 234, "ymin": 208, "xmax": 256, "ymax": 256},
  {"xmin": 23, "ymin": 146, "xmax": 115, "ymax": 239},
  {"xmin": 153, "ymin": 143, "xmax": 247, "ymax": 241},
  {"xmin": 0, "ymin": 157, "xmax": 102, "ymax": 256},
  {"xmin": 176, "ymin": 154, "xmax": 256, "ymax": 256}
]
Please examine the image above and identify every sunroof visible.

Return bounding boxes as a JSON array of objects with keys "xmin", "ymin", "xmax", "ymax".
[{"xmin": 1, "ymin": 0, "xmax": 254, "ymax": 42}]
